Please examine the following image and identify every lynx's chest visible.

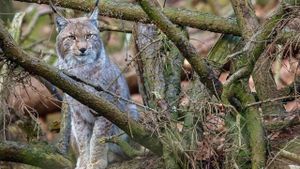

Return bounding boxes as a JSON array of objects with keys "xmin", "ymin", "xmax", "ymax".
[{"xmin": 57, "ymin": 54, "xmax": 107, "ymax": 83}]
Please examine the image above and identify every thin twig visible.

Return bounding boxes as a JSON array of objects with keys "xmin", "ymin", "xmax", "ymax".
[
  {"xmin": 245, "ymin": 94, "xmax": 300, "ymax": 108},
  {"xmin": 106, "ymin": 38, "xmax": 161, "ymax": 91},
  {"xmin": 62, "ymin": 71, "xmax": 158, "ymax": 113}
]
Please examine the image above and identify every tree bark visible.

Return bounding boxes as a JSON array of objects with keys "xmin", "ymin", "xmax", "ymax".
[
  {"xmin": 252, "ymin": 54, "xmax": 286, "ymax": 116},
  {"xmin": 16, "ymin": 0, "xmax": 240, "ymax": 35},
  {"xmin": 223, "ymin": 0, "xmax": 265, "ymax": 168},
  {"xmin": 137, "ymin": 0, "xmax": 222, "ymax": 97},
  {"xmin": 133, "ymin": 23, "xmax": 183, "ymax": 169},
  {"xmin": 0, "ymin": 141, "xmax": 73, "ymax": 169}
]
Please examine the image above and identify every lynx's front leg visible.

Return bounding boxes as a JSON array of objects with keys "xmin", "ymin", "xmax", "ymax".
[
  {"xmin": 88, "ymin": 117, "xmax": 110, "ymax": 169},
  {"xmin": 71, "ymin": 111, "xmax": 93, "ymax": 169},
  {"xmin": 67, "ymin": 96, "xmax": 95, "ymax": 169}
]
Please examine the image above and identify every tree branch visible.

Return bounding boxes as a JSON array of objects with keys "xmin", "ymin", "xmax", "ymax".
[
  {"xmin": 137, "ymin": 0, "xmax": 222, "ymax": 96},
  {"xmin": 133, "ymin": 23, "xmax": 183, "ymax": 169},
  {"xmin": 14, "ymin": 0, "xmax": 300, "ymax": 49},
  {"xmin": 0, "ymin": 22, "xmax": 163, "ymax": 156},
  {"xmin": 0, "ymin": 141, "xmax": 73, "ymax": 169},
  {"xmin": 230, "ymin": 0, "xmax": 259, "ymax": 40},
  {"xmin": 15, "ymin": 0, "xmax": 240, "ymax": 35},
  {"xmin": 227, "ymin": 1, "xmax": 266, "ymax": 168},
  {"xmin": 225, "ymin": 2, "xmax": 299, "ymax": 86},
  {"xmin": 224, "ymin": 2, "xmax": 299, "ymax": 168},
  {"xmin": 280, "ymin": 149, "xmax": 300, "ymax": 165}
]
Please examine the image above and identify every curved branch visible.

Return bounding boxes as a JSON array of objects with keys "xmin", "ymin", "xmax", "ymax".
[
  {"xmin": 0, "ymin": 141, "xmax": 73, "ymax": 169},
  {"xmin": 14, "ymin": 0, "xmax": 300, "ymax": 49},
  {"xmin": 16, "ymin": 0, "xmax": 240, "ymax": 35}
]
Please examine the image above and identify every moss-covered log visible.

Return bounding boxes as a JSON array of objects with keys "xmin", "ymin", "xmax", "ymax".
[
  {"xmin": 0, "ymin": 141, "xmax": 73, "ymax": 169},
  {"xmin": 0, "ymin": 22, "xmax": 162, "ymax": 156}
]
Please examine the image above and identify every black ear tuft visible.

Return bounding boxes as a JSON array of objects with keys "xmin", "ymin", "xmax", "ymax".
[
  {"xmin": 56, "ymin": 16, "xmax": 68, "ymax": 32},
  {"xmin": 50, "ymin": 0, "xmax": 68, "ymax": 32},
  {"xmin": 89, "ymin": 7, "xmax": 99, "ymax": 21},
  {"xmin": 89, "ymin": 0, "xmax": 99, "ymax": 27}
]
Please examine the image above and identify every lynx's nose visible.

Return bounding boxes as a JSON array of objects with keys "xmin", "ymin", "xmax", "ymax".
[{"xmin": 79, "ymin": 48, "xmax": 87, "ymax": 54}]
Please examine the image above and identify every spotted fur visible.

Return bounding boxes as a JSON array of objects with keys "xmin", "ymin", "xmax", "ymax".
[{"xmin": 54, "ymin": 5, "xmax": 139, "ymax": 169}]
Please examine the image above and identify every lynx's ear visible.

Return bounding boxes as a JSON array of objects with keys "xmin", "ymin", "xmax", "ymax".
[
  {"xmin": 55, "ymin": 16, "xmax": 68, "ymax": 32},
  {"xmin": 89, "ymin": 0, "xmax": 99, "ymax": 27},
  {"xmin": 49, "ymin": 0, "xmax": 68, "ymax": 32}
]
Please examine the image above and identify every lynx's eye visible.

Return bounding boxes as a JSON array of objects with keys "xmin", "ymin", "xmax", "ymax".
[
  {"xmin": 68, "ymin": 35, "xmax": 76, "ymax": 40},
  {"xmin": 85, "ymin": 34, "xmax": 96, "ymax": 40}
]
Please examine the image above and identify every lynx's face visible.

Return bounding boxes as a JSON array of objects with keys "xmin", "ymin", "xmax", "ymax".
[
  {"xmin": 54, "ymin": 6, "xmax": 103, "ymax": 66},
  {"xmin": 56, "ymin": 17, "xmax": 102, "ymax": 63}
]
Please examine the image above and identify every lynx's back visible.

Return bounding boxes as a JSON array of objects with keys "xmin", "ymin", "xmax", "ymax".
[{"xmin": 53, "ymin": 2, "xmax": 139, "ymax": 168}]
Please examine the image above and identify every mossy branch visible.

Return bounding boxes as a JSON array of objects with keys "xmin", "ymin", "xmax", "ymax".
[
  {"xmin": 133, "ymin": 23, "xmax": 182, "ymax": 169},
  {"xmin": 0, "ymin": 22, "xmax": 163, "ymax": 156},
  {"xmin": 280, "ymin": 150, "xmax": 300, "ymax": 165},
  {"xmin": 16, "ymin": 0, "xmax": 240, "ymax": 35},
  {"xmin": 225, "ymin": 2, "xmax": 299, "ymax": 86},
  {"xmin": 14, "ymin": 0, "xmax": 300, "ymax": 49},
  {"xmin": 101, "ymin": 136, "xmax": 143, "ymax": 158},
  {"xmin": 137, "ymin": 0, "xmax": 222, "ymax": 96},
  {"xmin": 226, "ymin": 2, "xmax": 266, "ymax": 168},
  {"xmin": 0, "ymin": 141, "xmax": 73, "ymax": 169},
  {"xmin": 233, "ymin": 82, "xmax": 266, "ymax": 169},
  {"xmin": 230, "ymin": 0, "xmax": 259, "ymax": 40}
]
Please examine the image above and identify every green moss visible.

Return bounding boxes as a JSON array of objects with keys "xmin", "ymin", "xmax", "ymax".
[{"xmin": 0, "ymin": 141, "xmax": 73, "ymax": 169}]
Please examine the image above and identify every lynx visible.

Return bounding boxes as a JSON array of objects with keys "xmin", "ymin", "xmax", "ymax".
[{"xmin": 52, "ymin": 1, "xmax": 139, "ymax": 168}]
